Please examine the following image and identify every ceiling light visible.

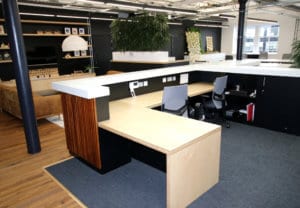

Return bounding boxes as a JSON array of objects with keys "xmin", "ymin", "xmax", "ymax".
[
  {"xmin": 194, "ymin": 24, "xmax": 229, "ymax": 28},
  {"xmin": 98, "ymin": 9, "xmax": 119, "ymax": 14},
  {"xmin": 144, "ymin": 7, "xmax": 173, "ymax": 13},
  {"xmin": 106, "ymin": 3, "xmax": 143, "ymax": 10},
  {"xmin": 91, "ymin": 17, "xmax": 116, "ymax": 21},
  {"xmin": 219, "ymin": 14, "xmax": 236, "ymax": 19},
  {"xmin": 76, "ymin": 0, "xmax": 104, "ymax": 4},
  {"xmin": 56, "ymin": 15, "xmax": 89, "ymax": 19},
  {"xmin": 173, "ymin": 10, "xmax": 197, "ymax": 15},
  {"xmin": 167, "ymin": 22, "xmax": 183, "ymax": 25},
  {"xmin": 247, "ymin": 17, "xmax": 277, "ymax": 24},
  {"xmin": 19, "ymin": 12, "xmax": 55, "ymax": 17}
]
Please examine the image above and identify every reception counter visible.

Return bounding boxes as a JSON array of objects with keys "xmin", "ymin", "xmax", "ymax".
[
  {"xmin": 57, "ymin": 81, "xmax": 220, "ymax": 208},
  {"xmin": 52, "ymin": 60, "xmax": 300, "ymax": 207},
  {"xmin": 53, "ymin": 60, "xmax": 300, "ymax": 100}
]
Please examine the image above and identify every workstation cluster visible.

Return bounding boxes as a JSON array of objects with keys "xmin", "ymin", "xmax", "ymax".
[{"xmin": 52, "ymin": 59, "xmax": 300, "ymax": 208}]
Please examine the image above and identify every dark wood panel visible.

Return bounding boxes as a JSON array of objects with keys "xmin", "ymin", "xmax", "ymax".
[{"xmin": 61, "ymin": 93, "xmax": 101, "ymax": 169}]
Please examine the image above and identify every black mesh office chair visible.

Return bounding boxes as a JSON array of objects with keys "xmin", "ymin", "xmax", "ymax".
[
  {"xmin": 161, "ymin": 84, "xmax": 189, "ymax": 117},
  {"xmin": 202, "ymin": 75, "xmax": 230, "ymax": 128}
]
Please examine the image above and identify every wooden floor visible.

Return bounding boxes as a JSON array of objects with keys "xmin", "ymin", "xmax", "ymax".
[{"xmin": 0, "ymin": 111, "xmax": 82, "ymax": 207}]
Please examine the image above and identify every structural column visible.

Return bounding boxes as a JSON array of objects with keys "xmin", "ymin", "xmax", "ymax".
[
  {"xmin": 236, "ymin": 0, "xmax": 248, "ymax": 60},
  {"xmin": 2, "ymin": 0, "xmax": 41, "ymax": 153}
]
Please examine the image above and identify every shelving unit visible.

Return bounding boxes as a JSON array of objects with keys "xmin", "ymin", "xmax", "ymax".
[
  {"xmin": 20, "ymin": 19, "xmax": 90, "ymax": 26},
  {"xmin": 0, "ymin": 18, "xmax": 89, "ymax": 26},
  {"xmin": 0, "ymin": 60, "xmax": 12, "ymax": 63},
  {"xmin": 63, "ymin": 56, "xmax": 92, "ymax": 60},
  {"xmin": 23, "ymin": 33, "xmax": 90, "ymax": 37},
  {"xmin": 0, "ymin": 17, "xmax": 94, "ymax": 79}
]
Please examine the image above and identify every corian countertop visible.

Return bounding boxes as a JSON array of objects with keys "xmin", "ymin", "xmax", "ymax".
[{"xmin": 52, "ymin": 60, "xmax": 300, "ymax": 99}]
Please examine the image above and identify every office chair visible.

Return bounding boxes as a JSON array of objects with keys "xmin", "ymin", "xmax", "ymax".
[
  {"xmin": 259, "ymin": 51, "xmax": 268, "ymax": 59},
  {"xmin": 202, "ymin": 75, "xmax": 230, "ymax": 128},
  {"xmin": 161, "ymin": 84, "xmax": 188, "ymax": 117},
  {"xmin": 225, "ymin": 55, "xmax": 234, "ymax": 60},
  {"xmin": 282, "ymin": 53, "xmax": 291, "ymax": 60}
]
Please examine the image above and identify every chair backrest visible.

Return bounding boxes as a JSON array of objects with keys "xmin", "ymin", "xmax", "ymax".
[
  {"xmin": 259, "ymin": 51, "xmax": 268, "ymax": 59},
  {"xmin": 212, "ymin": 75, "xmax": 228, "ymax": 109},
  {"xmin": 282, "ymin": 53, "xmax": 291, "ymax": 59},
  {"xmin": 162, "ymin": 84, "xmax": 188, "ymax": 116}
]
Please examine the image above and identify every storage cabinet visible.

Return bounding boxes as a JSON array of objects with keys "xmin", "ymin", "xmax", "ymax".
[
  {"xmin": 195, "ymin": 71, "xmax": 300, "ymax": 136},
  {"xmin": 254, "ymin": 76, "xmax": 300, "ymax": 135}
]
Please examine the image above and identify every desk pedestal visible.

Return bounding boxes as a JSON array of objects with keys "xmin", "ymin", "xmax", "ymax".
[{"xmin": 167, "ymin": 130, "xmax": 221, "ymax": 208}]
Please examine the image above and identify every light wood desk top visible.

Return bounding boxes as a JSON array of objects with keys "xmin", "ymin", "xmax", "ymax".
[
  {"xmin": 99, "ymin": 82, "xmax": 220, "ymax": 155},
  {"xmin": 119, "ymin": 82, "xmax": 214, "ymax": 108}
]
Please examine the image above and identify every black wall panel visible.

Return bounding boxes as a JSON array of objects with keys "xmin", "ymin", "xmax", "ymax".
[
  {"xmin": 0, "ymin": 3, "xmax": 222, "ymax": 80},
  {"xmin": 198, "ymin": 27, "xmax": 222, "ymax": 52},
  {"xmin": 164, "ymin": 24, "xmax": 186, "ymax": 59},
  {"xmin": 91, "ymin": 20, "xmax": 112, "ymax": 75}
]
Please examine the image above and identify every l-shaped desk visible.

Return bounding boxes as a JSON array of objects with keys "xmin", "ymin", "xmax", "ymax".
[
  {"xmin": 52, "ymin": 60, "xmax": 300, "ymax": 208},
  {"xmin": 59, "ymin": 82, "xmax": 220, "ymax": 208},
  {"xmin": 101, "ymin": 83, "xmax": 219, "ymax": 207}
]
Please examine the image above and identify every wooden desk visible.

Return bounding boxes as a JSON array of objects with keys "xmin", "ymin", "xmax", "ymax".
[
  {"xmin": 60, "ymin": 82, "xmax": 221, "ymax": 208},
  {"xmin": 98, "ymin": 83, "xmax": 221, "ymax": 208},
  {"xmin": 119, "ymin": 82, "xmax": 213, "ymax": 108}
]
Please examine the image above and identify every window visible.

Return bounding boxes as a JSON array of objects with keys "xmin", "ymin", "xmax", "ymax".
[
  {"xmin": 244, "ymin": 27, "xmax": 256, "ymax": 53},
  {"xmin": 259, "ymin": 25, "xmax": 279, "ymax": 53},
  {"xmin": 232, "ymin": 24, "xmax": 280, "ymax": 54}
]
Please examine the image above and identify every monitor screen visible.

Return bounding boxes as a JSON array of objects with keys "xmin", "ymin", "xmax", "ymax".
[{"xmin": 26, "ymin": 46, "xmax": 57, "ymax": 65}]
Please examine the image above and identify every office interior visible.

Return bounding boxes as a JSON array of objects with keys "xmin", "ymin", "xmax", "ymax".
[{"xmin": 0, "ymin": 0, "xmax": 300, "ymax": 207}]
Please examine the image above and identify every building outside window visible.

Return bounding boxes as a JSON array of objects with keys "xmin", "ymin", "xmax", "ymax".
[
  {"xmin": 244, "ymin": 26, "xmax": 255, "ymax": 53},
  {"xmin": 232, "ymin": 24, "xmax": 280, "ymax": 55},
  {"xmin": 245, "ymin": 24, "xmax": 280, "ymax": 54},
  {"xmin": 258, "ymin": 25, "xmax": 279, "ymax": 53}
]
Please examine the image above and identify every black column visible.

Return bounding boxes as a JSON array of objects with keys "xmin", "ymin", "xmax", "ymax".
[
  {"xmin": 2, "ymin": 0, "xmax": 41, "ymax": 154},
  {"xmin": 236, "ymin": 0, "xmax": 248, "ymax": 60}
]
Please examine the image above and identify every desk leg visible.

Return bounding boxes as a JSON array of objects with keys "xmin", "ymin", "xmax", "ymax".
[{"xmin": 166, "ymin": 130, "xmax": 221, "ymax": 208}]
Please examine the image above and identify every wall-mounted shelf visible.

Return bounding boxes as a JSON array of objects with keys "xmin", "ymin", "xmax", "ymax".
[
  {"xmin": 0, "ymin": 60, "xmax": 12, "ymax": 63},
  {"xmin": 0, "ymin": 33, "xmax": 90, "ymax": 37},
  {"xmin": 21, "ymin": 19, "xmax": 90, "ymax": 26},
  {"xmin": 0, "ymin": 47, "xmax": 9, "ymax": 50},
  {"xmin": 0, "ymin": 18, "xmax": 90, "ymax": 26},
  {"xmin": 23, "ymin": 33, "xmax": 90, "ymax": 37},
  {"xmin": 63, "ymin": 55, "xmax": 92, "ymax": 60}
]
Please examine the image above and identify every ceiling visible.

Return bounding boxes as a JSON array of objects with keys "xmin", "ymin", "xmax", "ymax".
[{"xmin": 15, "ymin": 0, "xmax": 300, "ymax": 21}]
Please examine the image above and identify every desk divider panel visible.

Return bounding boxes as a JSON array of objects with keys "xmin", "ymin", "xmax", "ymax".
[{"xmin": 107, "ymin": 74, "xmax": 181, "ymax": 101}]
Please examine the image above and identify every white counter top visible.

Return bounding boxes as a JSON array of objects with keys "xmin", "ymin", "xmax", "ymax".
[{"xmin": 52, "ymin": 60, "xmax": 300, "ymax": 99}]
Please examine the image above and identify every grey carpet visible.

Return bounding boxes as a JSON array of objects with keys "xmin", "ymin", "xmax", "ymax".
[{"xmin": 46, "ymin": 123, "xmax": 300, "ymax": 208}]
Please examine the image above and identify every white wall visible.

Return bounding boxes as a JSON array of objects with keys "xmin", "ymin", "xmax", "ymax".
[
  {"xmin": 221, "ymin": 12, "xmax": 297, "ymax": 59},
  {"xmin": 221, "ymin": 19, "xmax": 236, "ymax": 57}
]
